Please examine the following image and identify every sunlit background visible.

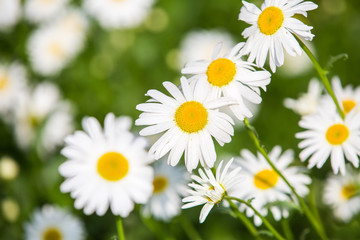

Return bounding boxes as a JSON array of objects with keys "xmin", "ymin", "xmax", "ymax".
[{"xmin": 1, "ymin": 0, "xmax": 360, "ymax": 239}]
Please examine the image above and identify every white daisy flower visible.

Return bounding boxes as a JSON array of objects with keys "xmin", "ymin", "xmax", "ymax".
[
  {"xmin": 284, "ymin": 78, "xmax": 323, "ymax": 116},
  {"xmin": 13, "ymin": 82, "xmax": 71, "ymax": 151},
  {"xmin": 24, "ymin": 0, "xmax": 70, "ymax": 24},
  {"xmin": 235, "ymin": 146, "xmax": 311, "ymax": 226},
  {"xmin": 59, "ymin": 113, "xmax": 154, "ymax": 217},
  {"xmin": 182, "ymin": 159, "xmax": 242, "ymax": 223},
  {"xmin": 135, "ymin": 77, "xmax": 235, "ymax": 172},
  {"xmin": 0, "ymin": 0, "xmax": 21, "ymax": 31},
  {"xmin": 296, "ymin": 107, "xmax": 360, "ymax": 175},
  {"xmin": 27, "ymin": 8, "xmax": 88, "ymax": 76},
  {"xmin": 0, "ymin": 62, "xmax": 27, "ymax": 119},
  {"xmin": 24, "ymin": 205, "xmax": 85, "ymax": 240},
  {"xmin": 182, "ymin": 42, "xmax": 271, "ymax": 120},
  {"xmin": 142, "ymin": 160, "xmax": 189, "ymax": 221},
  {"xmin": 178, "ymin": 29, "xmax": 235, "ymax": 69},
  {"xmin": 321, "ymin": 76, "xmax": 360, "ymax": 115},
  {"xmin": 239, "ymin": 0, "xmax": 318, "ymax": 72},
  {"xmin": 83, "ymin": 0, "xmax": 154, "ymax": 29},
  {"xmin": 323, "ymin": 166, "xmax": 360, "ymax": 222}
]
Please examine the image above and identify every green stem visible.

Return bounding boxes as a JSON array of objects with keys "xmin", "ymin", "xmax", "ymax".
[
  {"xmin": 141, "ymin": 216, "xmax": 175, "ymax": 240},
  {"xmin": 116, "ymin": 216, "xmax": 125, "ymax": 240},
  {"xmin": 227, "ymin": 199, "xmax": 262, "ymax": 240},
  {"xmin": 281, "ymin": 217, "xmax": 294, "ymax": 240},
  {"xmin": 179, "ymin": 215, "xmax": 203, "ymax": 240},
  {"xmin": 226, "ymin": 196, "xmax": 285, "ymax": 240},
  {"xmin": 243, "ymin": 118, "xmax": 328, "ymax": 240},
  {"xmin": 295, "ymin": 35, "xmax": 345, "ymax": 119}
]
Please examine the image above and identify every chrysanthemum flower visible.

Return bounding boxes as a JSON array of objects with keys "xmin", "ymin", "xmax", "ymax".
[
  {"xmin": 235, "ymin": 146, "xmax": 311, "ymax": 226},
  {"xmin": 323, "ymin": 166, "xmax": 360, "ymax": 222},
  {"xmin": 178, "ymin": 29, "xmax": 235, "ymax": 69},
  {"xmin": 59, "ymin": 113, "xmax": 154, "ymax": 216},
  {"xmin": 24, "ymin": 0, "xmax": 69, "ymax": 24},
  {"xmin": 142, "ymin": 160, "xmax": 189, "ymax": 221},
  {"xmin": 27, "ymin": 8, "xmax": 88, "ymax": 76},
  {"xmin": 136, "ymin": 77, "xmax": 235, "ymax": 171},
  {"xmin": 0, "ymin": 62, "xmax": 27, "ymax": 119},
  {"xmin": 0, "ymin": 0, "xmax": 21, "ymax": 31},
  {"xmin": 321, "ymin": 76, "xmax": 360, "ymax": 115},
  {"xmin": 284, "ymin": 78, "xmax": 322, "ymax": 116},
  {"xmin": 182, "ymin": 43, "xmax": 271, "ymax": 120},
  {"xmin": 24, "ymin": 205, "xmax": 85, "ymax": 240},
  {"xmin": 83, "ymin": 0, "xmax": 154, "ymax": 29},
  {"xmin": 296, "ymin": 108, "xmax": 360, "ymax": 175},
  {"xmin": 182, "ymin": 159, "xmax": 242, "ymax": 223},
  {"xmin": 239, "ymin": 0, "xmax": 318, "ymax": 72}
]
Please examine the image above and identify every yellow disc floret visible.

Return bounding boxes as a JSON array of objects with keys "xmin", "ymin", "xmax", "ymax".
[
  {"xmin": 325, "ymin": 124, "xmax": 349, "ymax": 145},
  {"xmin": 153, "ymin": 176, "xmax": 168, "ymax": 194},
  {"xmin": 341, "ymin": 184, "xmax": 357, "ymax": 199},
  {"xmin": 342, "ymin": 99, "xmax": 356, "ymax": 114},
  {"xmin": 0, "ymin": 74, "xmax": 8, "ymax": 90},
  {"xmin": 206, "ymin": 58, "xmax": 236, "ymax": 87},
  {"xmin": 97, "ymin": 152, "xmax": 129, "ymax": 181},
  {"xmin": 175, "ymin": 101, "xmax": 208, "ymax": 133},
  {"xmin": 254, "ymin": 169, "xmax": 279, "ymax": 190},
  {"xmin": 258, "ymin": 6, "xmax": 284, "ymax": 35},
  {"xmin": 43, "ymin": 227, "xmax": 62, "ymax": 240}
]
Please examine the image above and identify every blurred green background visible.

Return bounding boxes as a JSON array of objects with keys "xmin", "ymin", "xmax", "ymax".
[{"xmin": 1, "ymin": 0, "xmax": 360, "ymax": 239}]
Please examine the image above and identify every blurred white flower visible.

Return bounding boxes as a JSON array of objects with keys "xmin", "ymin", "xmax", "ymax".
[
  {"xmin": 27, "ymin": 8, "xmax": 88, "ymax": 76},
  {"xmin": 1, "ymin": 198, "xmax": 20, "ymax": 223},
  {"xmin": 0, "ymin": 62, "xmax": 27, "ymax": 120},
  {"xmin": 13, "ymin": 82, "xmax": 75, "ymax": 153},
  {"xmin": 178, "ymin": 29, "xmax": 235, "ymax": 69},
  {"xmin": 142, "ymin": 160, "xmax": 189, "ymax": 221},
  {"xmin": 24, "ymin": 0, "xmax": 70, "ymax": 24},
  {"xmin": 284, "ymin": 78, "xmax": 323, "ymax": 116},
  {"xmin": 235, "ymin": 146, "xmax": 311, "ymax": 226},
  {"xmin": 323, "ymin": 166, "xmax": 360, "ymax": 222},
  {"xmin": 24, "ymin": 205, "xmax": 85, "ymax": 240},
  {"xmin": 83, "ymin": 0, "xmax": 155, "ymax": 29},
  {"xmin": 0, "ymin": 0, "xmax": 21, "ymax": 31}
]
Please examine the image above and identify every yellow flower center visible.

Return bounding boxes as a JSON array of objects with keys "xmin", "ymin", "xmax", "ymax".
[
  {"xmin": 43, "ymin": 227, "xmax": 62, "ymax": 240},
  {"xmin": 0, "ymin": 74, "xmax": 8, "ymax": 90},
  {"xmin": 206, "ymin": 58, "xmax": 236, "ymax": 87},
  {"xmin": 97, "ymin": 152, "xmax": 129, "ymax": 181},
  {"xmin": 152, "ymin": 176, "xmax": 168, "ymax": 194},
  {"xmin": 49, "ymin": 42, "xmax": 64, "ymax": 58},
  {"xmin": 175, "ymin": 101, "xmax": 208, "ymax": 133},
  {"xmin": 258, "ymin": 6, "xmax": 284, "ymax": 35},
  {"xmin": 342, "ymin": 99, "xmax": 356, "ymax": 114},
  {"xmin": 325, "ymin": 124, "xmax": 349, "ymax": 145},
  {"xmin": 341, "ymin": 184, "xmax": 357, "ymax": 199},
  {"xmin": 254, "ymin": 169, "xmax": 279, "ymax": 190}
]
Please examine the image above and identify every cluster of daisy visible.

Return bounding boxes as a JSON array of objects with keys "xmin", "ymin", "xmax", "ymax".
[{"xmin": 0, "ymin": 62, "xmax": 75, "ymax": 155}]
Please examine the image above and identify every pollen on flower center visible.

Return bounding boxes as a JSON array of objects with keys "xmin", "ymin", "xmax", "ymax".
[
  {"xmin": 49, "ymin": 42, "xmax": 64, "ymax": 58},
  {"xmin": 43, "ymin": 227, "xmax": 62, "ymax": 240},
  {"xmin": 205, "ymin": 185, "xmax": 225, "ymax": 203},
  {"xmin": 254, "ymin": 169, "xmax": 279, "ymax": 190},
  {"xmin": 153, "ymin": 176, "xmax": 168, "ymax": 194},
  {"xmin": 0, "ymin": 74, "xmax": 8, "ymax": 90},
  {"xmin": 342, "ymin": 99, "xmax": 356, "ymax": 114},
  {"xmin": 326, "ymin": 124, "xmax": 349, "ymax": 145},
  {"xmin": 206, "ymin": 58, "xmax": 236, "ymax": 87},
  {"xmin": 175, "ymin": 101, "xmax": 208, "ymax": 133},
  {"xmin": 341, "ymin": 184, "xmax": 357, "ymax": 199},
  {"xmin": 258, "ymin": 6, "xmax": 284, "ymax": 35},
  {"xmin": 97, "ymin": 152, "xmax": 129, "ymax": 181}
]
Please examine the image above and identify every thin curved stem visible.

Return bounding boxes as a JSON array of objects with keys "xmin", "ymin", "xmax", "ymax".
[
  {"xmin": 116, "ymin": 216, "xmax": 125, "ymax": 240},
  {"xmin": 227, "ymin": 199, "xmax": 263, "ymax": 240},
  {"xmin": 243, "ymin": 118, "xmax": 328, "ymax": 240},
  {"xmin": 226, "ymin": 196, "xmax": 285, "ymax": 240},
  {"xmin": 295, "ymin": 35, "xmax": 345, "ymax": 119},
  {"xmin": 179, "ymin": 214, "xmax": 203, "ymax": 240}
]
